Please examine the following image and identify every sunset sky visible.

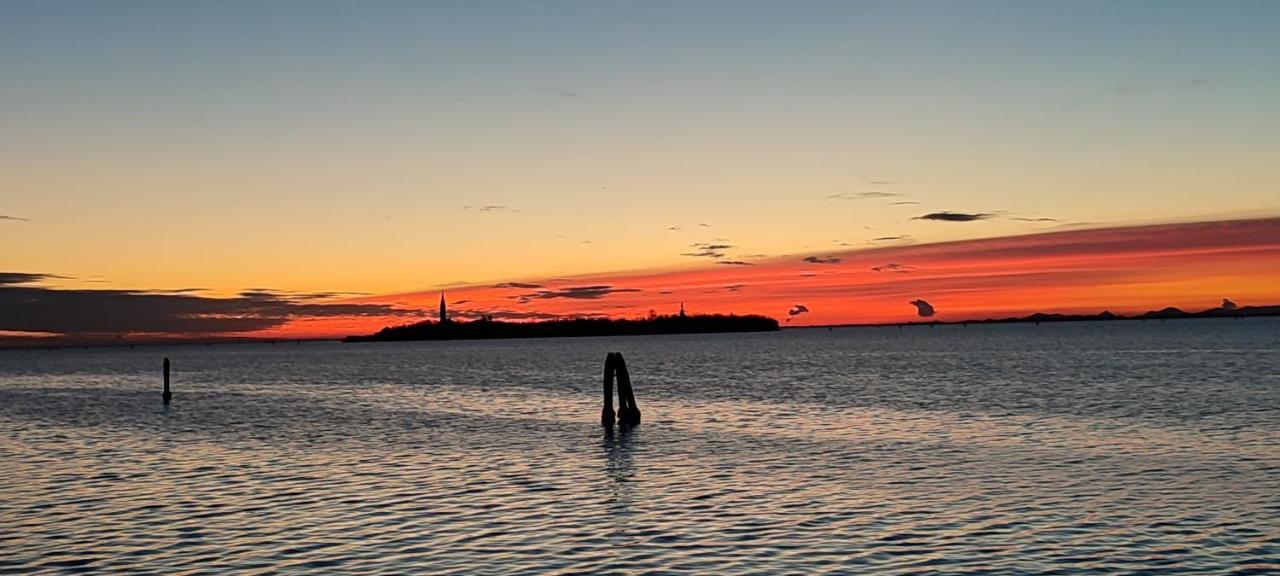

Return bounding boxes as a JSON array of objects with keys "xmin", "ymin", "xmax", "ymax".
[{"xmin": 2, "ymin": 1, "xmax": 1279, "ymax": 341}]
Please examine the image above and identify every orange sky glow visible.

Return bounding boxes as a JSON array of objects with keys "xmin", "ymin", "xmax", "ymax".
[{"xmin": 255, "ymin": 218, "xmax": 1280, "ymax": 339}]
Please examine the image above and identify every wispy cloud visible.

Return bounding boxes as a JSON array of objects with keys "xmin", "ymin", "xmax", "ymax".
[
  {"xmin": 514, "ymin": 285, "xmax": 641, "ymax": 303},
  {"xmin": 802, "ymin": 256, "xmax": 842, "ymax": 265},
  {"xmin": 239, "ymin": 288, "xmax": 371, "ymax": 301},
  {"xmin": 454, "ymin": 307, "xmax": 577, "ymax": 321},
  {"xmin": 913, "ymin": 211, "xmax": 994, "ymax": 222},
  {"xmin": 716, "ymin": 260, "xmax": 755, "ymax": 266},
  {"xmin": 0, "ymin": 214, "xmax": 31, "ymax": 222},
  {"xmin": 682, "ymin": 243, "xmax": 734, "ymax": 259},
  {"xmin": 870, "ymin": 263, "xmax": 916, "ymax": 273},
  {"xmin": 453, "ymin": 307, "xmax": 575, "ymax": 321},
  {"xmin": 462, "ymin": 205, "xmax": 520, "ymax": 213},
  {"xmin": 1070, "ymin": 77, "xmax": 1215, "ymax": 113},
  {"xmin": 494, "ymin": 282, "xmax": 544, "ymax": 289},
  {"xmin": 827, "ymin": 191, "xmax": 902, "ymax": 200},
  {"xmin": 0, "ymin": 272, "xmax": 65, "ymax": 285},
  {"xmin": 1113, "ymin": 77, "xmax": 1213, "ymax": 95},
  {"xmin": 1011, "ymin": 217, "xmax": 1060, "ymax": 223},
  {"xmin": 431, "ymin": 280, "xmax": 475, "ymax": 289}
]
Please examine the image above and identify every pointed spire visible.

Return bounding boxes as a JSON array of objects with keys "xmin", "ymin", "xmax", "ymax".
[
  {"xmin": 439, "ymin": 292, "xmax": 448, "ymax": 323},
  {"xmin": 679, "ymin": 301, "xmax": 686, "ymax": 318}
]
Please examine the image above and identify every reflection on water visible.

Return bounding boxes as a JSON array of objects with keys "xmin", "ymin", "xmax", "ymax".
[
  {"xmin": 602, "ymin": 426, "xmax": 638, "ymax": 518},
  {"xmin": 1, "ymin": 319, "xmax": 1278, "ymax": 574}
]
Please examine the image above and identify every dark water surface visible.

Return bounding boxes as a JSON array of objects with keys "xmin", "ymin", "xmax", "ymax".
[{"xmin": 2, "ymin": 319, "xmax": 1278, "ymax": 574}]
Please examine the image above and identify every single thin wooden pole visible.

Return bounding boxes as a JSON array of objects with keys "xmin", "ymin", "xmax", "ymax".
[
  {"xmin": 162, "ymin": 357, "xmax": 172, "ymax": 405},
  {"xmin": 601, "ymin": 353, "xmax": 616, "ymax": 426},
  {"xmin": 614, "ymin": 352, "xmax": 641, "ymax": 426}
]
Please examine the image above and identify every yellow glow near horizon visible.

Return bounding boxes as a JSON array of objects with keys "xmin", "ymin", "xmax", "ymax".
[{"xmin": 3, "ymin": 2, "xmax": 1280, "ymax": 301}]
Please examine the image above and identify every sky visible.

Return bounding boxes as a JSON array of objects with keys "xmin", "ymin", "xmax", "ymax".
[{"xmin": 2, "ymin": 1, "xmax": 1279, "ymax": 341}]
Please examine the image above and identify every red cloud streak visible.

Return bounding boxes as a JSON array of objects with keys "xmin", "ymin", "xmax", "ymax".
[{"xmin": 266, "ymin": 218, "xmax": 1280, "ymax": 338}]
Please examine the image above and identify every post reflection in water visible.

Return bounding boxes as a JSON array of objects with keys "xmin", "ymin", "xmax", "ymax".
[{"xmin": 601, "ymin": 426, "xmax": 638, "ymax": 522}]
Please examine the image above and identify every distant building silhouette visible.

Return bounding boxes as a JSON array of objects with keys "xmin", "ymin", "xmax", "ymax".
[
  {"xmin": 439, "ymin": 292, "xmax": 449, "ymax": 323},
  {"xmin": 679, "ymin": 302, "xmax": 686, "ymax": 319}
]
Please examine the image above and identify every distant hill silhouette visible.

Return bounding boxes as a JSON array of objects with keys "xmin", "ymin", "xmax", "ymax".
[
  {"xmin": 998, "ymin": 304, "xmax": 1280, "ymax": 324},
  {"xmin": 344, "ymin": 313, "xmax": 780, "ymax": 342},
  {"xmin": 826, "ymin": 304, "xmax": 1280, "ymax": 328}
]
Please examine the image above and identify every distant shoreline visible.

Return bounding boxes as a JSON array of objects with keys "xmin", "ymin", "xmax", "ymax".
[
  {"xmin": 3, "ymin": 305, "xmax": 1276, "ymax": 351},
  {"xmin": 797, "ymin": 304, "xmax": 1280, "ymax": 329}
]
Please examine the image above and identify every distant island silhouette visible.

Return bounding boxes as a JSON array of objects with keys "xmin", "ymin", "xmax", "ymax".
[
  {"xmin": 822, "ymin": 302, "xmax": 1280, "ymax": 328},
  {"xmin": 345, "ymin": 313, "xmax": 780, "ymax": 342},
  {"xmin": 345, "ymin": 295, "xmax": 779, "ymax": 342}
]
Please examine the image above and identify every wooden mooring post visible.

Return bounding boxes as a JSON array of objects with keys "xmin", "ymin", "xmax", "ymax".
[
  {"xmin": 602, "ymin": 352, "xmax": 641, "ymax": 427},
  {"xmin": 601, "ymin": 353, "xmax": 616, "ymax": 427},
  {"xmin": 162, "ymin": 357, "xmax": 172, "ymax": 405}
]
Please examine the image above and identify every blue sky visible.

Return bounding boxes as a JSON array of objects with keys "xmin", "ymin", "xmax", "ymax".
[{"xmin": 2, "ymin": 1, "xmax": 1278, "ymax": 296}]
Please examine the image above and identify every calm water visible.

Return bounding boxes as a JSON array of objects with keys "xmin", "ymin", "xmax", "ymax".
[{"xmin": 2, "ymin": 320, "xmax": 1278, "ymax": 574}]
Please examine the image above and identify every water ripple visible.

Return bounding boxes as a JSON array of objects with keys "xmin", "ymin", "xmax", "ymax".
[{"xmin": 2, "ymin": 321, "xmax": 1278, "ymax": 574}]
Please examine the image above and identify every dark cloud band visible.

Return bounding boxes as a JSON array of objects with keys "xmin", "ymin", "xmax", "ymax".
[
  {"xmin": 913, "ymin": 212, "xmax": 993, "ymax": 222},
  {"xmin": 0, "ymin": 275, "xmax": 419, "ymax": 336},
  {"xmin": 514, "ymin": 285, "xmax": 641, "ymax": 303}
]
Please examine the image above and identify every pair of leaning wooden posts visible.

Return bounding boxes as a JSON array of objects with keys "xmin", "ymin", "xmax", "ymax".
[{"xmin": 601, "ymin": 352, "xmax": 641, "ymax": 427}]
